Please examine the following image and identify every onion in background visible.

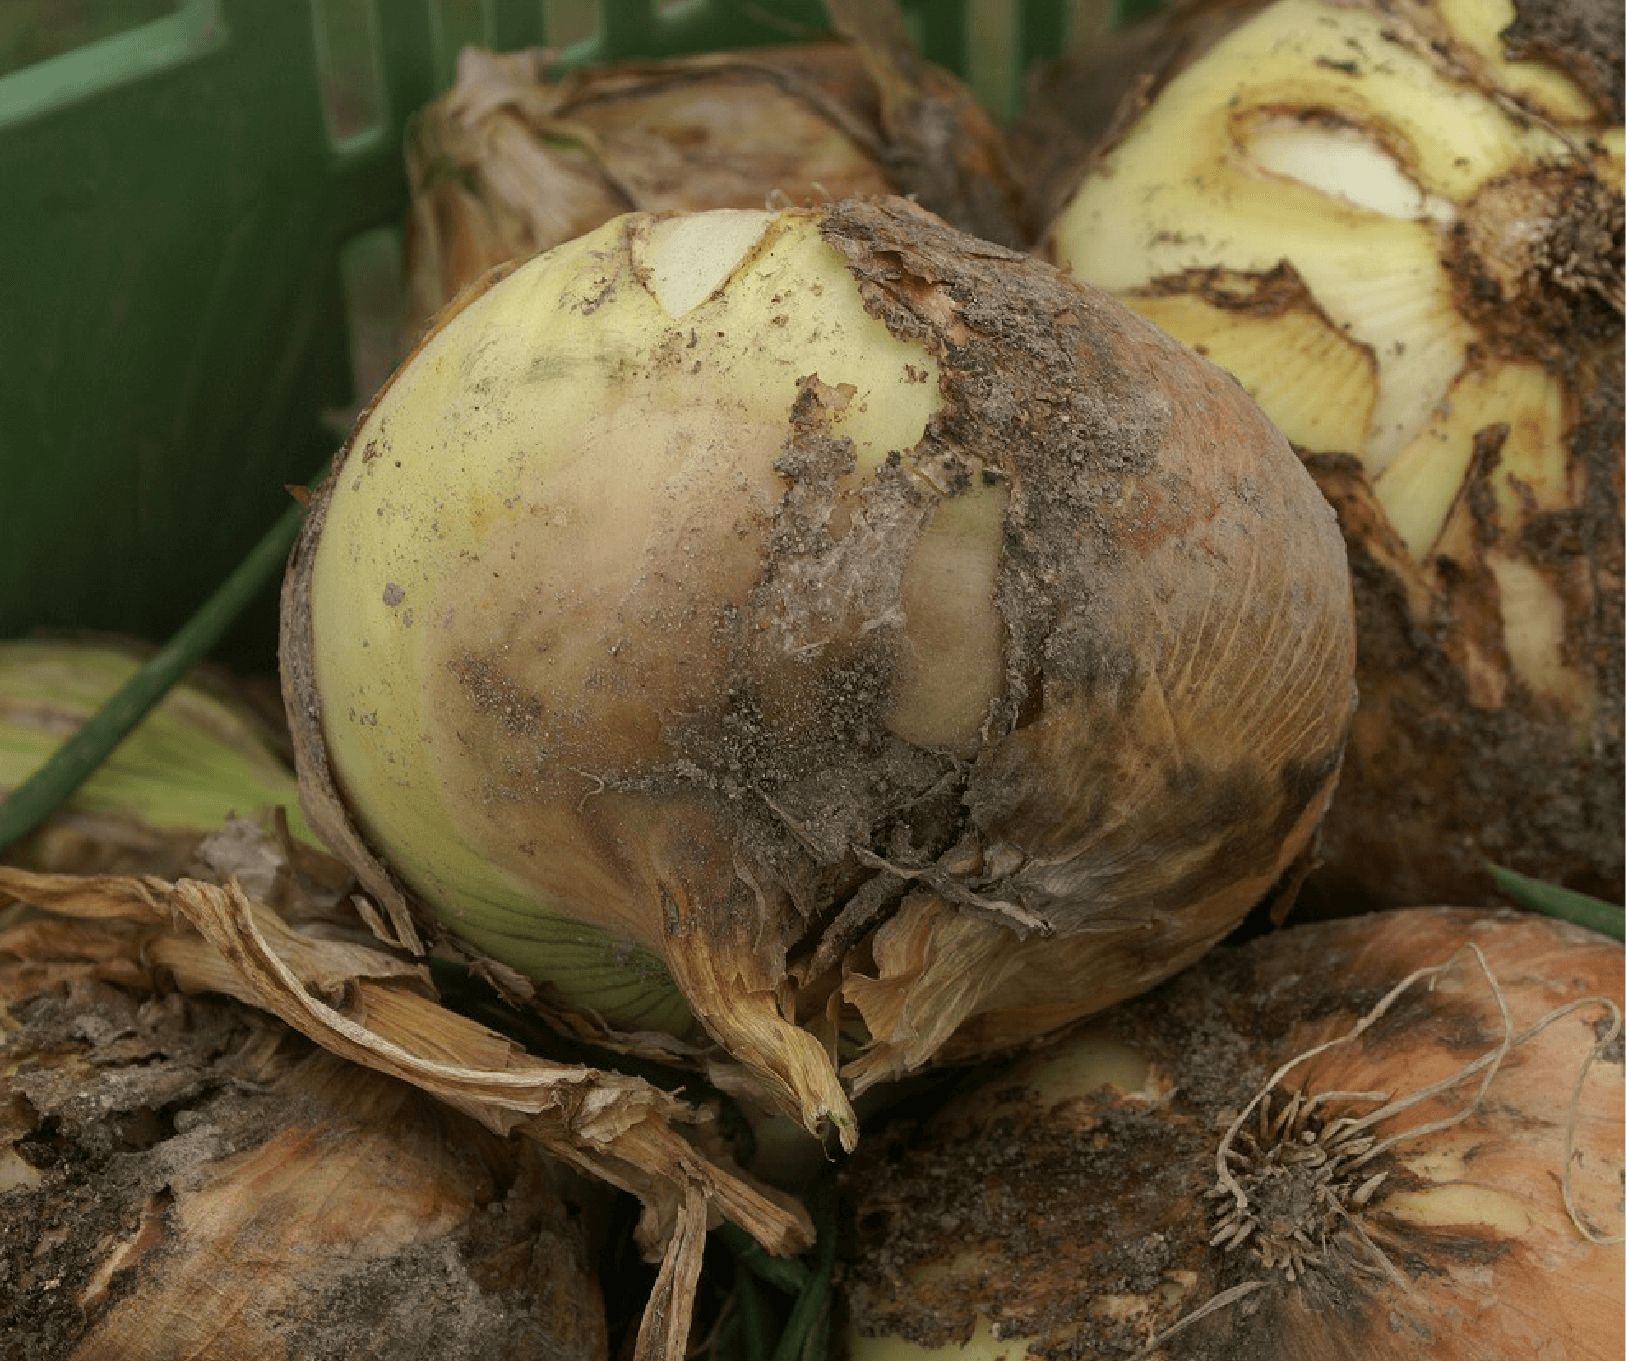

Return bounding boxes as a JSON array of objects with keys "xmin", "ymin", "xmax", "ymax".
[
  {"xmin": 0, "ymin": 922, "xmax": 607, "ymax": 1361},
  {"xmin": 0, "ymin": 640, "xmax": 318, "ymax": 879},
  {"xmin": 1036, "ymin": 0, "xmax": 1624, "ymax": 909},
  {"xmin": 842, "ymin": 907, "xmax": 1623, "ymax": 1360},
  {"xmin": 403, "ymin": 4, "xmax": 1027, "ymax": 338}
]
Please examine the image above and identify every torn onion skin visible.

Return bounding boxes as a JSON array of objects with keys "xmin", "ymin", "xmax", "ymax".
[
  {"xmin": 1040, "ymin": 0, "xmax": 1625, "ymax": 910},
  {"xmin": 842, "ymin": 907, "xmax": 1625, "ymax": 1361},
  {"xmin": 281, "ymin": 197, "xmax": 1357, "ymax": 1148}
]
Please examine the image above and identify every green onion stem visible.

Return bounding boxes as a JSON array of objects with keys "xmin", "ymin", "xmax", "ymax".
[
  {"xmin": 0, "ymin": 494, "xmax": 309, "ymax": 854},
  {"xmin": 1490, "ymin": 864, "xmax": 1625, "ymax": 942},
  {"xmin": 736, "ymin": 1265, "xmax": 772, "ymax": 1361},
  {"xmin": 772, "ymin": 1176, "xmax": 838, "ymax": 1361},
  {"xmin": 721, "ymin": 1223, "xmax": 811, "ymax": 1296}
]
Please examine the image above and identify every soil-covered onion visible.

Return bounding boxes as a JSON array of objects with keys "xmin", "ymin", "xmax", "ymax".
[
  {"xmin": 842, "ymin": 907, "xmax": 1624, "ymax": 1361},
  {"xmin": 1040, "ymin": 0, "xmax": 1625, "ymax": 908},
  {"xmin": 281, "ymin": 197, "xmax": 1357, "ymax": 1148},
  {"xmin": 0, "ymin": 952, "xmax": 606, "ymax": 1361}
]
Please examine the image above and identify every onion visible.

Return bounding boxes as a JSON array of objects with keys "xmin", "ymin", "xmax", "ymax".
[
  {"xmin": 1041, "ymin": 0, "xmax": 1625, "ymax": 908},
  {"xmin": 0, "ymin": 640, "xmax": 316, "ymax": 878},
  {"xmin": 281, "ymin": 196, "xmax": 1357, "ymax": 1148},
  {"xmin": 842, "ymin": 907, "xmax": 1624, "ymax": 1361},
  {"xmin": 403, "ymin": 32, "xmax": 1026, "ymax": 337},
  {"xmin": 0, "ymin": 939, "xmax": 607, "ymax": 1361}
]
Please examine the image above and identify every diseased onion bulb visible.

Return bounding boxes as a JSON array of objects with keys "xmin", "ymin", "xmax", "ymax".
[
  {"xmin": 280, "ymin": 197, "xmax": 1357, "ymax": 1148},
  {"xmin": 1045, "ymin": 0, "xmax": 1625, "ymax": 908},
  {"xmin": 843, "ymin": 907, "xmax": 1625, "ymax": 1361}
]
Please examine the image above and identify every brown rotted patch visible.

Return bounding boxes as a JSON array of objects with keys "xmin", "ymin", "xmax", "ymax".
[
  {"xmin": 1501, "ymin": 0, "xmax": 1625, "ymax": 119},
  {"xmin": 1138, "ymin": 260, "xmax": 1329, "ymax": 318},
  {"xmin": 841, "ymin": 909, "xmax": 1609, "ymax": 1360},
  {"xmin": 1, "ymin": 981, "xmax": 273, "ymax": 1358},
  {"xmin": 838, "ymin": 927, "xmax": 1402, "ymax": 1360},
  {"xmin": 1, "ymin": 975, "xmax": 607, "ymax": 1361},
  {"xmin": 1446, "ymin": 164, "xmax": 1625, "ymax": 372},
  {"xmin": 814, "ymin": 200, "xmax": 1352, "ymax": 937}
]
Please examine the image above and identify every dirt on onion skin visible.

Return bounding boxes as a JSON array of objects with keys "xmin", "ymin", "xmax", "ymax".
[
  {"xmin": 816, "ymin": 200, "xmax": 1353, "ymax": 935},
  {"xmin": 0, "ymin": 975, "xmax": 607, "ymax": 1361},
  {"xmin": 838, "ymin": 908, "xmax": 1625, "ymax": 1361},
  {"xmin": 282, "ymin": 194, "xmax": 1354, "ymax": 1131}
]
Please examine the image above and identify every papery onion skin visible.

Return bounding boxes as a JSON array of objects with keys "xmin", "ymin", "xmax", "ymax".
[
  {"xmin": 1041, "ymin": 0, "xmax": 1625, "ymax": 909},
  {"xmin": 281, "ymin": 197, "xmax": 1357, "ymax": 1145},
  {"xmin": 0, "ymin": 962, "xmax": 607, "ymax": 1361},
  {"xmin": 403, "ymin": 41, "xmax": 1027, "ymax": 339},
  {"xmin": 842, "ymin": 907, "xmax": 1625, "ymax": 1361}
]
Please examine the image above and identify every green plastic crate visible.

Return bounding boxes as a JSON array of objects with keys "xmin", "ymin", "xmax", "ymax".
[
  {"xmin": 0, "ymin": 0, "xmax": 1073, "ymax": 669},
  {"xmin": 0, "ymin": 0, "xmax": 1084, "ymax": 850}
]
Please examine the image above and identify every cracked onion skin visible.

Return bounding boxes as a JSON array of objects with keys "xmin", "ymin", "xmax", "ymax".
[
  {"xmin": 280, "ymin": 197, "xmax": 1357, "ymax": 1147},
  {"xmin": 843, "ymin": 908, "xmax": 1625, "ymax": 1361},
  {"xmin": 1040, "ymin": 0, "xmax": 1625, "ymax": 909}
]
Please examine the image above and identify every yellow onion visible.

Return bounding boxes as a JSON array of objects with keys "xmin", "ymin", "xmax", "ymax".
[
  {"xmin": 842, "ymin": 906, "xmax": 1624, "ymax": 1360},
  {"xmin": 0, "ymin": 640, "xmax": 316, "ymax": 878},
  {"xmin": 403, "ymin": 35, "xmax": 1026, "ymax": 337},
  {"xmin": 281, "ymin": 197, "xmax": 1357, "ymax": 1148},
  {"xmin": 1042, "ymin": 0, "xmax": 1625, "ymax": 907},
  {"xmin": 0, "ymin": 948, "xmax": 607, "ymax": 1361}
]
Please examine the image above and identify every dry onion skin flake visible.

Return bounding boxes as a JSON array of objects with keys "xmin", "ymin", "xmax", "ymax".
[
  {"xmin": 281, "ymin": 198, "xmax": 1357, "ymax": 1147},
  {"xmin": 1046, "ymin": 0, "xmax": 1625, "ymax": 906},
  {"xmin": 843, "ymin": 907, "xmax": 1625, "ymax": 1361}
]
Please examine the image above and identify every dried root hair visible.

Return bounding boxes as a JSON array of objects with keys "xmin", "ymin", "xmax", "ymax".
[{"xmin": 1133, "ymin": 938, "xmax": 1622, "ymax": 1359}]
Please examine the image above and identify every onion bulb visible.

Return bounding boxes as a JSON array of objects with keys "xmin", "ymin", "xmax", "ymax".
[
  {"xmin": 0, "ymin": 956, "xmax": 607, "ymax": 1361},
  {"xmin": 842, "ymin": 907, "xmax": 1624, "ymax": 1361},
  {"xmin": 403, "ymin": 37, "xmax": 1026, "ymax": 337},
  {"xmin": 280, "ymin": 197, "xmax": 1357, "ymax": 1148},
  {"xmin": 1043, "ymin": 0, "xmax": 1624, "ymax": 908},
  {"xmin": 0, "ymin": 640, "xmax": 315, "ymax": 878}
]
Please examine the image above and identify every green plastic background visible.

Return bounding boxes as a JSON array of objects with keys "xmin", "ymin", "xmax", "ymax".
[{"xmin": 0, "ymin": 0, "xmax": 1074, "ymax": 669}]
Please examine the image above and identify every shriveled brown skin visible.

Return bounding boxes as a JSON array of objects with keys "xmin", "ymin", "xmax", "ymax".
[
  {"xmin": 1031, "ymin": 0, "xmax": 1626, "ymax": 910},
  {"xmin": 0, "ymin": 964, "xmax": 606, "ymax": 1361},
  {"xmin": 842, "ymin": 908, "xmax": 1626, "ymax": 1361}
]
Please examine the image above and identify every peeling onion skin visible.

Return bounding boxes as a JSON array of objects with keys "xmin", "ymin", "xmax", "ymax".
[
  {"xmin": 843, "ymin": 908, "xmax": 1625, "ymax": 1361},
  {"xmin": 1040, "ymin": 0, "xmax": 1625, "ymax": 910},
  {"xmin": 281, "ymin": 197, "xmax": 1357, "ymax": 1147}
]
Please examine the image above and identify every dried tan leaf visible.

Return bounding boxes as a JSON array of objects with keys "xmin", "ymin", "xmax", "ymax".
[{"xmin": 0, "ymin": 864, "xmax": 812, "ymax": 1361}]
